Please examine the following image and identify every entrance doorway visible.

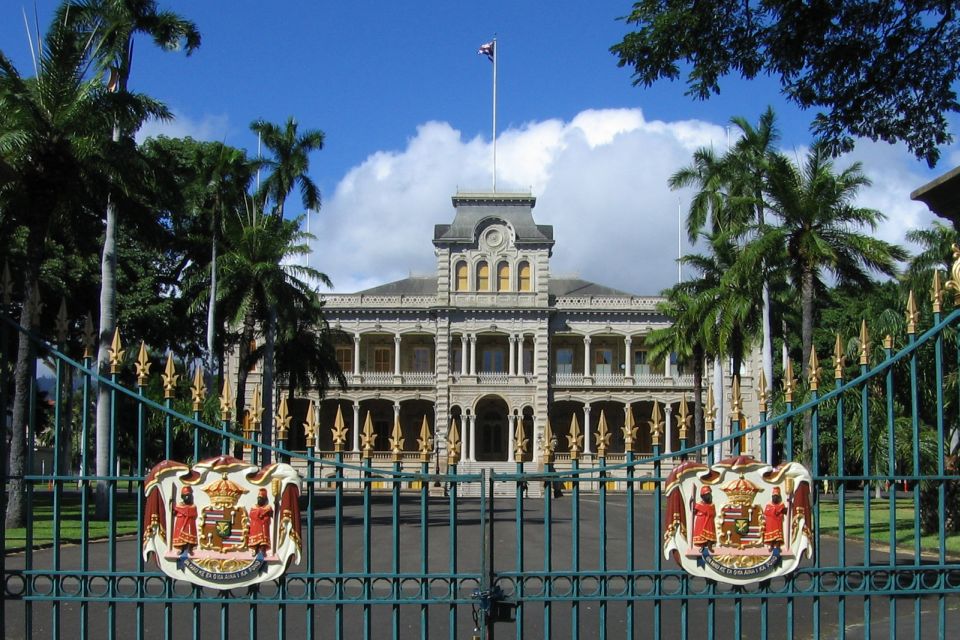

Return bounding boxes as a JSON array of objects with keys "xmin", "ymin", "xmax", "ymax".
[{"xmin": 474, "ymin": 396, "xmax": 508, "ymax": 461}]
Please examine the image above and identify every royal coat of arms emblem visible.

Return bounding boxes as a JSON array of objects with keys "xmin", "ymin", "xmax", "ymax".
[
  {"xmin": 663, "ymin": 455, "xmax": 813, "ymax": 585},
  {"xmin": 142, "ymin": 456, "xmax": 302, "ymax": 589}
]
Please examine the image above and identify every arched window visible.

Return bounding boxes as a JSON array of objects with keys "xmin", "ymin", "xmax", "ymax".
[
  {"xmin": 455, "ymin": 261, "xmax": 468, "ymax": 291},
  {"xmin": 476, "ymin": 261, "xmax": 489, "ymax": 291},
  {"xmin": 518, "ymin": 261, "xmax": 531, "ymax": 292},
  {"xmin": 497, "ymin": 262, "xmax": 510, "ymax": 291}
]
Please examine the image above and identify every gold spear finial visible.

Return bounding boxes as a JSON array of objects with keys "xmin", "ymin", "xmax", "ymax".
[
  {"xmin": 678, "ymin": 395, "xmax": 691, "ymax": 441},
  {"xmin": 55, "ymin": 299, "xmax": 68, "ymax": 344},
  {"xmin": 219, "ymin": 376, "xmax": 233, "ymax": 422},
  {"xmin": 808, "ymin": 348, "xmax": 820, "ymax": 392},
  {"xmin": 513, "ymin": 417, "xmax": 529, "ymax": 461},
  {"xmin": 730, "ymin": 376, "xmax": 742, "ymax": 423},
  {"xmin": 82, "ymin": 313, "xmax": 95, "ymax": 359},
  {"xmin": 883, "ymin": 334, "xmax": 894, "ymax": 350},
  {"xmin": 783, "ymin": 359, "xmax": 796, "ymax": 403},
  {"xmin": 932, "ymin": 269, "xmax": 943, "ymax": 314},
  {"xmin": 190, "ymin": 365, "xmax": 206, "ymax": 412},
  {"xmin": 649, "ymin": 400, "xmax": 664, "ymax": 448},
  {"xmin": 161, "ymin": 352, "xmax": 178, "ymax": 399},
  {"xmin": 390, "ymin": 414, "xmax": 405, "ymax": 461},
  {"xmin": 906, "ymin": 290, "xmax": 919, "ymax": 335},
  {"xmin": 945, "ymin": 244, "xmax": 960, "ymax": 304},
  {"xmin": 704, "ymin": 386, "xmax": 716, "ymax": 432},
  {"xmin": 567, "ymin": 413, "xmax": 583, "ymax": 460},
  {"xmin": 541, "ymin": 417, "xmax": 555, "ymax": 464},
  {"xmin": 248, "ymin": 385, "xmax": 263, "ymax": 437},
  {"xmin": 859, "ymin": 320, "xmax": 870, "ymax": 366},
  {"xmin": 447, "ymin": 417, "xmax": 462, "ymax": 465},
  {"xmin": 108, "ymin": 327, "xmax": 124, "ymax": 374},
  {"xmin": 622, "ymin": 407, "xmax": 637, "ymax": 452},
  {"xmin": 360, "ymin": 412, "xmax": 377, "ymax": 459},
  {"xmin": 834, "ymin": 334, "xmax": 845, "ymax": 380},
  {"xmin": 331, "ymin": 404, "xmax": 348, "ymax": 452},
  {"xmin": 135, "ymin": 341, "xmax": 151, "ymax": 387},
  {"xmin": 1, "ymin": 261, "xmax": 12, "ymax": 306},
  {"xmin": 418, "ymin": 416, "xmax": 433, "ymax": 462},
  {"xmin": 757, "ymin": 370, "xmax": 768, "ymax": 414},
  {"xmin": 595, "ymin": 410, "xmax": 611, "ymax": 457},
  {"xmin": 304, "ymin": 401, "xmax": 318, "ymax": 449},
  {"xmin": 276, "ymin": 396, "xmax": 292, "ymax": 441}
]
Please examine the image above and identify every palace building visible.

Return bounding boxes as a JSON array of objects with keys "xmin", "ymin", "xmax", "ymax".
[{"xmin": 239, "ymin": 190, "xmax": 761, "ymax": 491}]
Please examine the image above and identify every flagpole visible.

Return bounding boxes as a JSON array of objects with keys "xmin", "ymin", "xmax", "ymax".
[
  {"xmin": 492, "ymin": 38, "xmax": 497, "ymax": 192},
  {"xmin": 677, "ymin": 197, "xmax": 682, "ymax": 284}
]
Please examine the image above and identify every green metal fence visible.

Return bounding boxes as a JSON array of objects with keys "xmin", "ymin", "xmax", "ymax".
[{"xmin": 2, "ymin": 280, "xmax": 959, "ymax": 639}]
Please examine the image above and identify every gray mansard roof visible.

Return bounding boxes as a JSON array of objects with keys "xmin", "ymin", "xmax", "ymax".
[
  {"xmin": 433, "ymin": 192, "xmax": 554, "ymax": 245},
  {"xmin": 354, "ymin": 276, "xmax": 637, "ymax": 298}
]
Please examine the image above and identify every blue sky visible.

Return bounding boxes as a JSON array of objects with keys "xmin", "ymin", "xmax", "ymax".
[{"xmin": 3, "ymin": 1, "xmax": 956, "ymax": 294}]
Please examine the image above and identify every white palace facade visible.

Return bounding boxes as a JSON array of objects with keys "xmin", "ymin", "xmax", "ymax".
[{"xmin": 251, "ymin": 191, "xmax": 761, "ymax": 487}]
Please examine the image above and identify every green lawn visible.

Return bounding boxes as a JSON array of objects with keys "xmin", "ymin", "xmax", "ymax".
[
  {"xmin": 817, "ymin": 497, "xmax": 960, "ymax": 558},
  {"xmin": 4, "ymin": 490, "xmax": 141, "ymax": 552}
]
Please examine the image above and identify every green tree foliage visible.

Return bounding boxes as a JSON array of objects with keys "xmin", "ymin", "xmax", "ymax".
[
  {"xmin": 611, "ymin": 1, "xmax": 960, "ymax": 166},
  {"xmin": 0, "ymin": 20, "xmax": 165, "ymax": 527}
]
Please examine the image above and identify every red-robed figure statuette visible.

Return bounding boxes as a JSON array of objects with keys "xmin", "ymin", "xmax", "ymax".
[
  {"xmin": 763, "ymin": 487, "xmax": 787, "ymax": 549},
  {"xmin": 692, "ymin": 485, "xmax": 717, "ymax": 548},
  {"xmin": 172, "ymin": 486, "xmax": 198, "ymax": 558},
  {"xmin": 248, "ymin": 488, "xmax": 273, "ymax": 557}
]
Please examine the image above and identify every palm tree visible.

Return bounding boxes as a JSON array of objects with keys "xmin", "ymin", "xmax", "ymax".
[
  {"xmin": 645, "ymin": 286, "xmax": 707, "ymax": 443},
  {"xmin": 725, "ymin": 108, "xmax": 780, "ymax": 400},
  {"xmin": 904, "ymin": 220, "xmax": 957, "ymax": 291},
  {"xmin": 672, "ymin": 109, "xmax": 780, "ymax": 404},
  {"xmin": 0, "ymin": 22, "xmax": 166, "ymax": 527},
  {"xmin": 250, "ymin": 117, "xmax": 324, "ymax": 218},
  {"xmin": 60, "ymin": 0, "xmax": 199, "ymax": 518},
  {"xmin": 757, "ymin": 144, "xmax": 908, "ymax": 456},
  {"xmin": 261, "ymin": 298, "xmax": 348, "ymax": 404},
  {"xmin": 216, "ymin": 207, "xmax": 330, "ymax": 462}
]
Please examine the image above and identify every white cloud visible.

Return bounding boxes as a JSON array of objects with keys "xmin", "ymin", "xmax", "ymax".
[
  {"xmin": 135, "ymin": 109, "xmax": 230, "ymax": 144},
  {"xmin": 308, "ymin": 108, "xmax": 949, "ymax": 294}
]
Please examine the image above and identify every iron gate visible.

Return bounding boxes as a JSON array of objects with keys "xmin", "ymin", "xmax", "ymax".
[{"xmin": 2, "ymin": 279, "xmax": 960, "ymax": 639}]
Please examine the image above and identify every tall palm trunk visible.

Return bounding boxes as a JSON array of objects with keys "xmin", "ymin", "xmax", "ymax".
[
  {"xmin": 234, "ymin": 310, "xmax": 255, "ymax": 440},
  {"xmin": 5, "ymin": 267, "xmax": 39, "ymax": 528},
  {"xmin": 206, "ymin": 223, "xmax": 218, "ymax": 377},
  {"xmin": 95, "ymin": 173, "xmax": 118, "ymax": 520},
  {"xmin": 800, "ymin": 266, "xmax": 815, "ymax": 463},
  {"xmin": 261, "ymin": 306, "xmax": 277, "ymax": 464},
  {"xmin": 692, "ymin": 343, "xmax": 705, "ymax": 445},
  {"xmin": 712, "ymin": 357, "xmax": 724, "ymax": 461}
]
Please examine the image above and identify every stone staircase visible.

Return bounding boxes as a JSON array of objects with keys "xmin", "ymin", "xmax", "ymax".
[{"xmin": 453, "ymin": 462, "xmax": 543, "ymax": 498}]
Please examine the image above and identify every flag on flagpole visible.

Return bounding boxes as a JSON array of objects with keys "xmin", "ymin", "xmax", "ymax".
[{"xmin": 478, "ymin": 40, "xmax": 495, "ymax": 62}]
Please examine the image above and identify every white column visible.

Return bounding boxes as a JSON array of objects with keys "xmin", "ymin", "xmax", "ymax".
[
  {"xmin": 352, "ymin": 402, "xmax": 360, "ymax": 452},
  {"xmin": 460, "ymin": 334, "xmax": 468, "ymax": 375},
  {"xmin": 624, "ymin": 337, "xmax": 633, "ymax": 378},
  {"xmin": 353, "ymin": 333, "xmax": 361, "ymax": 376},
  {"xmin": 394, "ymin": 334, "xmax": 402, "ymax": 376},
  {"xmin": 583, "ymin": 336, "xmax": 591, "ymax": 378},
  {"xmin": 665, "ymin": 353, "xmax": 672, "ymax": 379},
  {"xmin": 583, "ymin": 403, "xmax": 592, "ymax": 455},
  {"xmin": 434, "ymin": 335, "xmax": 439, "ymax": 375},
  {"xmin": 664, "ymin": 404, "xmax": 673, "ymax": 453},
  {"xmin": 470, "ymin": 334, "xmax": 477, "ymax": 376},
  {"xmin": 508, "ymin": 414, "xmax": 516, "ymax": 462},
  {"xmin": 469, "ymin": 414, "xmax": 477, "ymax": 462},
  {"xmin": 508, "ymin": 335, "xmax": 517, "ymax": 376}
]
